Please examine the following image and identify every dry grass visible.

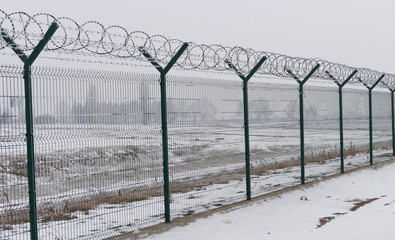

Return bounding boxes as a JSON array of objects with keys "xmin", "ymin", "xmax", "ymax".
[
  {"xmin": 172, "ymin": 145, "xmax": 208, "ymax": 157},
  {"xmin": 317, "ymin": 216, "xmax": 335, "ymax": 228},
  {"xmin": 350, "ymin": 198, "xmax": 379, "ymax": 212},
  {"xmin": 317, "ymin": 196, "xmax": 381, "ymax": 229},
  {"xmin": 0, "ymin": 168, "xmax": 246, "ymax": 229},
  {"xmin": 253, "ymin": 158, "xmax": 299, "ymax": 174},
  {"xmin": 3, "ymin": 144, "xmax": 142, "ymax": 178},
  {"xmin": 252, "ymin": 141, "xmax": 389, "ymax": 174},
  {"xmin": 1, "ymin": 141, "xmax": 391, "ymax": 229},
  {"xmin": 41, "ymin": 214, "xmax": 77, "ymax": 223},
  {"xmin": 0, "ymin": 209, "xmax": 30, "ymax": 230}
]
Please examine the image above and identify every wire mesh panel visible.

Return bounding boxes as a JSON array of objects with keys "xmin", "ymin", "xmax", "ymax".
[
  {"xmin": 371, "ymin": 90, "xmax": 392, "ymax": 160},
  {"xmin": 166, "ymin": 75, "xmax": 246, "ymax": 219},
  {"xmin": 0, "ymin": 64, "xmax": 30, "ymax": 240},
  {"xmin": 248, "ymin": 78, "xmax": 301, "ymax": 197},
  {"xmin": 0, "ymin": 8, "xmax": 395, "ymax": 240},
  {"xmin": 303, "ymin": 82, "xmax": 341, "ymax": 181},
  {"xmin": 1, "ymin": 61, "xmax": 394, "ymax": 239},
  {"xmin": 248, "ymin": 77, "xmax": 393, "ymax": 196},
  {"xmin": 1, "ymin": 65, "xmax": 168, "ymax": 239},
  {"xmin": 342, "ymin": 87, "xmax": 370, "ymax": 170}
]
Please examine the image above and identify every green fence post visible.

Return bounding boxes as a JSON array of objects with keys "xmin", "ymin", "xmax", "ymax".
[
  {"xmin": 381, "ymin": 84, "xmax": 395, "ymax": 157},
  {"xmin": 285, "ymin": 64, "xmax": 320, "ymax": 184},
  {"xmin": 368, "ymin": 88, "xmax": 373, "ymax": 164},
  {"xmin": 325, "ymin": 70, "xmax": 357, "ymax": 173},
  {"xmin": 1, "ymin": 22, "xmax": 59, "ymax": 240},
  {"xmin": 357, "ymin": 74, "xmax": 385, "ymax": 165},
  {"xmin": 139, "ymin": 43, "xmax": 188, "ymax": 223},
  {"xmin": 225, "ymin": 56, "xmax": 267, "ymax": 200},
  {"xmin": 392, "ymin": 89, "xmax": 395, "ymax": 157},
  {"xmin": 381, "ymin": 84, "xmax": 394, "ymax": 157}
]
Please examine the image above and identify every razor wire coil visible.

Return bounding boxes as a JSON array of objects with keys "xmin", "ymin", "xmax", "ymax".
[{"xmin": 1, "ymin": 10, "xmax": 394, "ymax": 88}]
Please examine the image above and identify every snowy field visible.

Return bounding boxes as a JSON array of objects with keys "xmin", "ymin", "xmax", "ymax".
[
  {"xmin": 144, "ymin": 160, "xmax": 395, "ymax": 240},
  {"xmin": 1, "ymin": 119, "xmax": 392, "ymax": 239}
]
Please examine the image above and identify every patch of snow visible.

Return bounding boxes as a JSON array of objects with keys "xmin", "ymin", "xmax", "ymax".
[{"xmin": 146, "ymin": 161, "xmax": 395, "ymax": 240}]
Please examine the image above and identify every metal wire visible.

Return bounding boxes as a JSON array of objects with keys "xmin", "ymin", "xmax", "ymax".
[
  {"xmin": 1, "ymin": 9, "xmax": 395, "ymax": 89},
  {"xmin": 0, "ymin": 63, "xmax": 393, "ymax": 239},
  {"xmin": 1, "ymin": 8, "xmax": 394, "ymax": 240}
]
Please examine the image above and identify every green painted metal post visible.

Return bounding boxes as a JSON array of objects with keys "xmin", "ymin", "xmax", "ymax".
[
  {"xmin": 339, "ymin": 87, "xmax": 344, "ymax": 171},
  {"xmin": 225, "ymin": 56, "xmax": 267, "ymax": 200},
  {"xmin": 1, "ymin": 23, "xmax": 59, "ymax": 240},
  {"xmin": 368, "ymin": 88, "xmax": 373, "ymax": 164},
  {"xmin": 299, "ymin": 83, "xmax": 305, "ymax": 183},
  {"xmin": 24, "ymin": 63, "xmax": 37, "ymax": 239},
  {"xmin": 358, "ymin": 74, "xmax": 385, "ymax": 165},
  {"xmin": 392, "ymin": 90, "xmax": 395, "ymax": 157},
  {"xmin": 139, "ymin": 43, "xmax": 188, "ymax": 223},
  {"xmin": 159, "ymin": 71, "xmax": 171, "ymax": 221},
  {"xmin": 325, "ymin": 70, "xmax": 357, "ymax": 173},
  {"xmin": 243, "ymin": 79, "xmax": 250, "ymax": 199},
  {"xmin": 285, "ymin": 64, "xmax": 320, "ymax": 184},
  {"xmin": 381, "ymin": 84, "xmax": 395, "ymax": 157}
]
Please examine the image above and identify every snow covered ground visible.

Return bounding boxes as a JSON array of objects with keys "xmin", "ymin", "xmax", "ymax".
[
  {"xmin": 1, "ymin": 120, "xmax": 393, "ymax": 239},
  {"xmin": 144, "ymin": 160, "xmax": 395, "ymax": 240}
]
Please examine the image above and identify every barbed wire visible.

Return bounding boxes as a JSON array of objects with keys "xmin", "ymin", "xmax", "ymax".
[{"xmin": 0, "ymin": 9, "xmax": 394, "ymax": 89}]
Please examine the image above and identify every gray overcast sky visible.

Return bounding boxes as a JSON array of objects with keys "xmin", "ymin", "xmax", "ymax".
[{"xmin": 2, "ymin": 0, "xmax": 395, "ymax": 73}]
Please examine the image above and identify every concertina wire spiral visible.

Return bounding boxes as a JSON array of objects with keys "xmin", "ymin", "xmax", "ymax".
[{"xmin": 0, "ymin": 9, "xmax": 394, "ymax": 88}]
